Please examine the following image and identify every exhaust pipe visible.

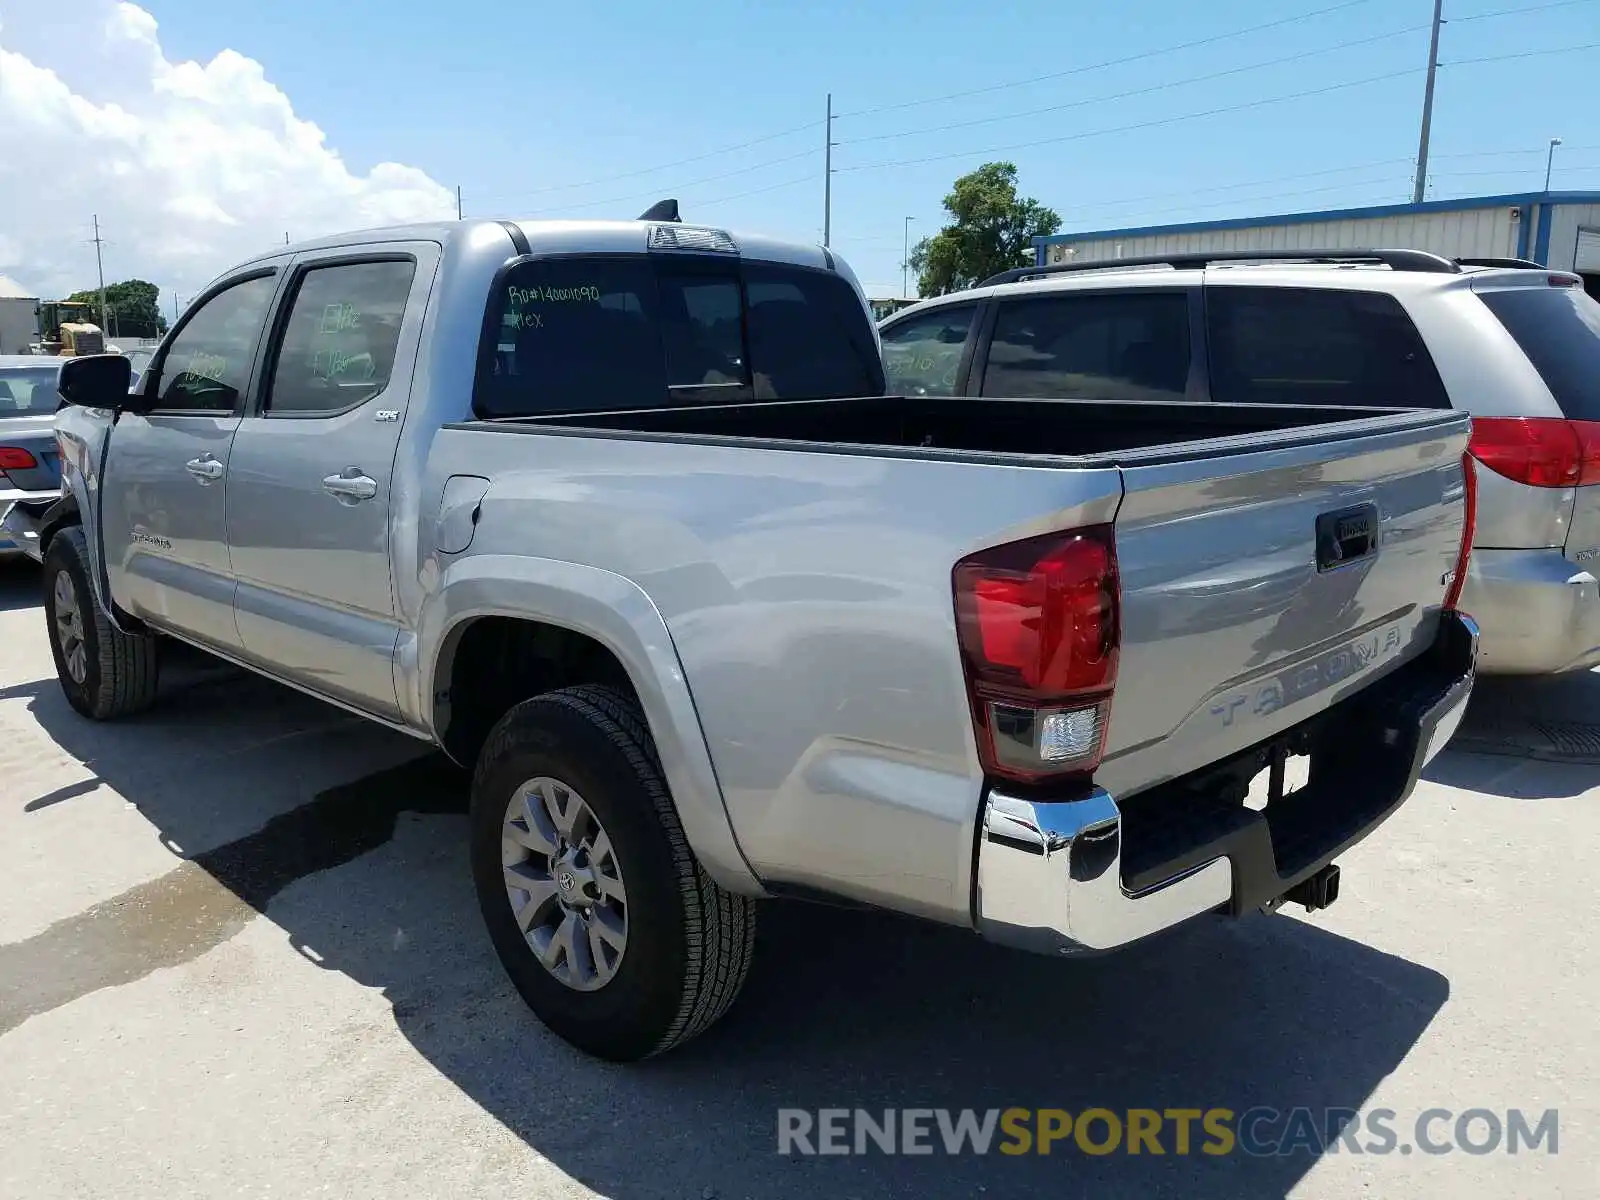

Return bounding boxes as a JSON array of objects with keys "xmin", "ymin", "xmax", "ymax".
[{"xmin": 1284, "ymin": 864, "xmax": 1341, "ymax": 912}]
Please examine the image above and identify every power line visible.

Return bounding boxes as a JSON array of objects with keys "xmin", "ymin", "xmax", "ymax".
[
  {"xmin": 841, "ymin": 41, "xmax": 1599, "ymax": 177},
  {"xmin": 1431, "ymin": 141, "xmax": 1600, "ymax": 160},
  {"xmin": 474, "ymin": 118, "xmax": 821, "ymax": 205},
  {"xmin": 510, "ymin": 146, "xmax": 819, "ymax": 215},
  {"xmin": 1445, "ymin": 40, "xmax": 1600, "ymax": 65},
  {"xmin": 1433, "ymin": 160, "xmax": 1600, "ymax": 178},
  {"xmin": 838, "ymin": 146, "xmax": 1596, "ymax": 244},
  {"xmin": 461, "ymin": 0, "xmax": 1597, "ymax": 216},
  {"xmin": 1083, "ymin": 175, "xmax": 1413, "ymax": 224},
  {"xmin": 1451, "ymin": 0, "xmax": 1596, "ymax": 22},
  {"xmin": 839, "ymin": 67, "xmax": 1422, "ymax": 174},
  {"xmin": 839, "ymin": 24, "xmax": 1429, "ymax": 148},
  {"xmin": 836, "ymin": 0, "xmax": 1382, "ymax": 119},
  {"xmin": 1060, "ymin": 158, "xmax": 1414, "ymax": 215},
  {"xmin": 693, "ymin": 174, "xmax": 819, "ymax": 210},
  {"xmin": 1021, "ymin": 144, "xmax": 1597, "ymax": 223}
]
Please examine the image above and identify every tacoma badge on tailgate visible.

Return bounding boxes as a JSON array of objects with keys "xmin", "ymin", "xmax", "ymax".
[{"xmin": 1210, "ymin": 621, "xmax": 1406, "ymax": 729}]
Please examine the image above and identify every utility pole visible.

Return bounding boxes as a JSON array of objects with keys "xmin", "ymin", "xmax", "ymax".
[
  {"xmin": 91, "ymin": 214, "xmax": 109, "ymax": 331},
  {"xmin": 1412, "ymin": 0, "xmax": 1444, "ymax": 204},
  {"xmin": 457, "ymin": 185, "xmax": 464, "ymax": 220},
  {"xmin": 902, "ymin": 216, "xmax": 915, "ymax": 298},
  {"xmin": 823, "ymin": 94, "xmax": 833, "ymax": 247}
]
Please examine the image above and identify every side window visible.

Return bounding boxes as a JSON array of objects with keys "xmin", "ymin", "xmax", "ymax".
[
  {"xmin": 153, "ymin": 275, "xmax": 278, "ymax": 413},
  {"xmin": 479, "ymin": 257, "xmax": 665, "ymax": 417},
  {"xmin": 881, "ymin": 306, "xmax": 975, "ymax": 396},
  {"xmin": 743, "ymin": 263, "xmax": 884, "ymax": 401},
  {"xmin": 266, "ymin": 260, "xmax": 417, "ymax": 415},
  {"xmin": 982, "ymin": 292, "xmax": 1190, "ymax": 401},
  {"xmin": 1207, "ymin": 286, "xmax": 1449, "ymax": 408}
]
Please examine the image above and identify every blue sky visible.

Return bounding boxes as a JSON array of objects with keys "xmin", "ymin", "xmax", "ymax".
[{"xmin": 141, "ymin": 0, "xmax": 1598, "ymax": 295}]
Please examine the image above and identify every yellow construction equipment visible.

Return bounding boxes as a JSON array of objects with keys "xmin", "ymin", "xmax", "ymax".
[{"xmin": 35, "ymin": 301, "xmax": 105, "ymax": 356}]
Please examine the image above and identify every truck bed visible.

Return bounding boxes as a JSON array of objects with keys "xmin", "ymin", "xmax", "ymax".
[
  {"xmin": 434, "ymin": 395, "xmax": 1471, "ymax": 923},
  {"xmin": 481, "ymin": 393, "xmax": 1452, "ymax": 466}
]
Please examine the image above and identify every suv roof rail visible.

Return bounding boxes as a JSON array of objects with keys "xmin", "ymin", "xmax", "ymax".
[
  {"xmin": 980, "ymin": 248, "xmax": 1462, "ymax": 287},
  {"xmin": 1454, "ymin": 256, "xmax": 1546, "ymax": 270}
]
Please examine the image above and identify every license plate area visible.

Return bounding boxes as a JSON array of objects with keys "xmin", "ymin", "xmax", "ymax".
[{"xmin": 1244, "ymin": 751, "xmax": 1312, "ymax": 812}]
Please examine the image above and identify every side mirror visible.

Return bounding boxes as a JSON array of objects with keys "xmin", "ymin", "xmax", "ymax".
[{"xmin": 57, "ymin": 354, "xmax": 133, "ymax": 409}]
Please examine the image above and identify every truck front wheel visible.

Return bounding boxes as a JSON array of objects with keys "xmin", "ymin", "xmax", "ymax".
[
  {"xmin": 469, "ymin": 685, "xmax": 756, "ymax": 1061},
  {"xmin": 43, "ymin": 526, "xmax": 160, "ymax": 720}
]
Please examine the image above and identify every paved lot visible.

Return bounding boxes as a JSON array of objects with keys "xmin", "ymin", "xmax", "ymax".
[{"xmin": 0, "ymin": 558, "xmax": 1595, "ymax": 1198}]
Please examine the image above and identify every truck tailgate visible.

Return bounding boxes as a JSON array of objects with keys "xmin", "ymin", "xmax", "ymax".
[{"xmin": 1096, "ymin": 408, "xmax": 1472, "ymax": 799}]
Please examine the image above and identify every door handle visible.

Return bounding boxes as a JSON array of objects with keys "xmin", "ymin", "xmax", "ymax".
[
  {"xmin": 323, "ymin": 468, "xmax": 378, "ymax": 503},
  {"xmin": 185, "ymin": 456, "xmax": 225, "ymax": 484}
]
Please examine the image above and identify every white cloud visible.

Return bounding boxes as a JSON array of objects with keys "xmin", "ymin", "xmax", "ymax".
[{"xmin": 0, "ymin": 1, "xmax": 454, "ymax": 302}]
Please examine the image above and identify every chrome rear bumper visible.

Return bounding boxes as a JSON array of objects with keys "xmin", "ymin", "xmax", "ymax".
[
  {"xmin": 976, "ymin": 788, "xmax": 1232, "ymax": 955},
  {"xmin": 974, "ymin": 612, "xmax": 1479, "ymax": 956}
]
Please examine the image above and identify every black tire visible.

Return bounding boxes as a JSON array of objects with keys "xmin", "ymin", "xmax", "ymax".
[
  {"xmin": 42, "ymin": 525, "xmax": 160, "ymax": 720},
  {"xmin": 470, "ymin": 685, "xmax": 757, "ymax": 1061}
]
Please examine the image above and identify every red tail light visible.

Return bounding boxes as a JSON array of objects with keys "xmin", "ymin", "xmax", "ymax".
[
  {"xmin": 0, "ymin": 447, "xmax": 38, "ymax": 471},
  {"xmin": 1444, "ymin": 453, "xmax": 1476, "ymax": 612},
  {"xmin": 953, "ymin": 526, "xmax": 1120, "ymax": 784},
  {"xmin": 1467, "ymin": 416, "xmax": 1600, "ymax": 488}
]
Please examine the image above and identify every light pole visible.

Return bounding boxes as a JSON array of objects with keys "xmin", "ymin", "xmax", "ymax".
[
  {"xmin": 1545, "ymin": 138, "xmax": 1563, "ymax": 191},
  {"xmin": 901, "ymin": 216, "xmax": 915, "ymax": 299}
]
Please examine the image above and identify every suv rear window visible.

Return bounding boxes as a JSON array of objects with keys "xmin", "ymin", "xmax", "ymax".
[
  {"xmin": 1478, "ymin": 286, "xmax": 1600, "ymax": 420},
  {"xmin": 1207, "ymin": 286, "xmax": 1449, "ymax": 408},
  {"xmin": 475, "ymin": 256, "xmax": 883, "ymax": 418}
]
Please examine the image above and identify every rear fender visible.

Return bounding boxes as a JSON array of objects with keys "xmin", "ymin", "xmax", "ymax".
[{"xmin": 409, "ymin": 553, "xmax": 765, "ymax": 896}]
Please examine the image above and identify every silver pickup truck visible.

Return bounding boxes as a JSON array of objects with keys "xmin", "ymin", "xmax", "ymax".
[{"xmin": 12, "ymin": 214, "xmax": 1479, "ymax": 1062}]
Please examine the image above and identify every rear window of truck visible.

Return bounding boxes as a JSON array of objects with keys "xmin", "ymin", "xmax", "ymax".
[
  {"xmin": 474, "ymin": 255, "xmax": 885, "ymax": 418},
  {"xmin": 1478, "ymin": 285, "xmax": 1600, "ymax": 421}
]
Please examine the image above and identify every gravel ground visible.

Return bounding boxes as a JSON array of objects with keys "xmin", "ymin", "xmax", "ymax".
[{"xmin": 0, "ymin": 559, "xmax": 1595, "ymax": 1198}]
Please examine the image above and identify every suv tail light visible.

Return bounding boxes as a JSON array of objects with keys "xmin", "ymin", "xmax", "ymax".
[
  {"xmin": 1467, "ymin": 416, "xmax": 1600, "ymax": 488},
  {"xmin": 1443, "ymin": 453, "xmax": 1476, "ymax": 612},
  {"xmin": 953, "ymin": 526, "xmax": 1120, "ymax": 784},
  {"xmin": 0, "ymin": 447, "xmax": 38, "ymax": 471}
]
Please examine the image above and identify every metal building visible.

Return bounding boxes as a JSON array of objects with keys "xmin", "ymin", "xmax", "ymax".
[
  {"xmin": 0, "ymin": 275, "xmax": 40, "ymax": 356},
  {"xmin": 1035, "ymin": 191, "xmax": 1600, "ymax": 297}
]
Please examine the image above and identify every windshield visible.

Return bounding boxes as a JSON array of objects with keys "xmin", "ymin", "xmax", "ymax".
[
  {"xmin": 1478, "ymin": 285, "xmax": 1600, "ymax": 420},
  {"xmin": 0, "ymin": 367, "xmax": 63, "ymax": 416},
  {"xmin": 475, "ymin": 255, "xmax": 884, "ymax": 418}
]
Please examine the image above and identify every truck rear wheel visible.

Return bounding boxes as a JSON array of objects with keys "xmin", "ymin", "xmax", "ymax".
[
  {"xmin": 43, "ymin": 526, "xmax": 160, "ymax": 720},
  {"xmin": 469, "ymin": 685, "xmax": 756, "ymax": 1061}
]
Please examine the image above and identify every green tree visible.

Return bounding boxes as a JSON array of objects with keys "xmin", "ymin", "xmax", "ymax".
[
  {"xmin": 64, "ymin": 279, "xmax": 168, "ymax": 339},
  {"xmin": 908, "ymin": 162, "xmax": 1061, "ymax": 296}
]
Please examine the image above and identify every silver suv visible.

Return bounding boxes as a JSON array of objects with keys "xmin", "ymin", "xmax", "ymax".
[{"xmin": 879, "ymin": 250, "xmax": 1600, "ymax": 675}]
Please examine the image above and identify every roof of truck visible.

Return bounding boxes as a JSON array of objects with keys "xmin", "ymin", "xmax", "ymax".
[
  {"xmin": 218, "ymin": 218, "xmax": 855, "ymax": 304},
  {"xmin": 254, "ymin": 218, "xmax": 831, "ymax": 265}
]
